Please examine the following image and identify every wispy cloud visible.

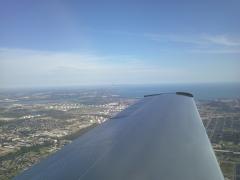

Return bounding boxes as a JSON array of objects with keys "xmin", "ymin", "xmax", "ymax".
[
  {"xmin": 145, "ymin": 33, "xmax": 240, "ymax": 46},
  {"xmin": 144, "ymin": 33, "xmax": 204, "ymax": 45},
  {"xmin": 189, "ymin": 48, "xmax": 240, "ymax": 54},
  {"xmin": 202, "ymin": 35, "xmax": 240, "ymax": 46},
  {"xmin": 143, "ymin": 33, "xmax": 240, "ymax": 53},
  {"xmin": 1, "ymin": 47, "xmax": 239, "ymax": 88},
  {"xmin": 85, "ymin": 28, "xmax": 240, "ymax": 48},
  {"xmin": 0, "ymin": 48, "xmax": 184, "ymax": 88},
  {"xmin": 144, "ymin": 33, "xmax": 240, "ymax": 50}
]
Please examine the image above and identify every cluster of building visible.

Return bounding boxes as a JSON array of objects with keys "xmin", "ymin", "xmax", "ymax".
[
  {"xmin": 197, "ymin": 99, "xmax": 240, "ymax": 180},
  {"xmin": 0, "ymin": 101, "xmax": 131, "ymax": 157}
]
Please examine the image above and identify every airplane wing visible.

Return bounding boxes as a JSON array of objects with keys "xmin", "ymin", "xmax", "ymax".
[{"xmin": 15, "ymin": 92, "xmax": 224, "ymax": 180}]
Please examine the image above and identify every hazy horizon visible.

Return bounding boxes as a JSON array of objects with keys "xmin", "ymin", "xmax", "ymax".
[{"xmin": 1, "ymin": 1, "xmax": 240, "ymax": 88}]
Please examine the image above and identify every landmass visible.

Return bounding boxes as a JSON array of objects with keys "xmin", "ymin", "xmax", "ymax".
[{"xmin": 0, "ymin": 89, "xmax": 239, "ymax": 179}]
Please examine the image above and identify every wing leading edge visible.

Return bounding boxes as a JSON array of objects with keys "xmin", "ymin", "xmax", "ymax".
[{"xmin": 15, "ymin": 92, "xmax": 224, "ymax": 180}]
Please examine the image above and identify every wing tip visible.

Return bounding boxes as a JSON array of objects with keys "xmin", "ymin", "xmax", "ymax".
[
  {"xmin": 176, "ymin": 92, "xmax": 194, "ymax": 97},
  {"xmin": 144, "ymin": 93, "xmax": 163, "ymax": 97},
  {"xmin": 144, "ymin": 92, "xmax": 194, "ymax": 98}
]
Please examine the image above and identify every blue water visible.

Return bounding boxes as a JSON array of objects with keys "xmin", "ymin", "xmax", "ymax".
[
  {"xmin": 1, "ymin": 83, "xmax": 239, "ymax": 101},
  {"xmin": 110, "ymin": 83, "xmax": 240, "ymax": 100}
]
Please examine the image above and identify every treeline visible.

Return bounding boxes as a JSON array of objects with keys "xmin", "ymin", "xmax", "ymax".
[
  {"xmin": 0, "ymin": 141, "xmax": 53, "ymax": 162},
  {"xmin": 61, "ymin": 123, "xmax": 98, "ymax": 141},
  {"xmin": 0, "ymin": 124, "xmax": 99, "ymax": 162}
]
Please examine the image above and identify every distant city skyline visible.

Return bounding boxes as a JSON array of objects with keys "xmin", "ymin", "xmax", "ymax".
[{"xmin": 0, "ymin": 0, "xmax": 240, "ymax": 88}]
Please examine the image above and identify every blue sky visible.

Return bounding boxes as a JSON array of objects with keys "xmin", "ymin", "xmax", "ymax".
[{"xmin": 0, "ymin": 0, "xmax": 240, "ymax": 88}]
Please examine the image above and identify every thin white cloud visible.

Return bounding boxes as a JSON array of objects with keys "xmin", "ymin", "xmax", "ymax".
[
  {"xmin": 1, "ymin": 48, "xmax": 239, "ymax": 89},
  {"xmin": 189, "ymin": 48, "xmax": 240, "ymax": 54},
  {"xmin": 203, "ymin": 34, "xmax": 240, "ymax": 46},
  {"xmin": 144, "ymin": 33, "xmax": 205, "ymax": 45},
  {"xmin": 0, "ymin": 48, "xmax": 184, "ymax": 88},
  {"xmin": 85, "ymin": 29, "xmax": 240, "ymax": 48},
  {"xmin": 144, "ymin": 33, "xmax": 240, "ymax": 49}
]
